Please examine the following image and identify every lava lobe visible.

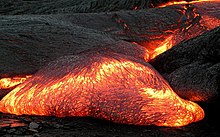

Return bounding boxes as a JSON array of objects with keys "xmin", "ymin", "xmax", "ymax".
[{"xmin": 0, "ymin": 49, "xmax": 204, "ymax": 127}]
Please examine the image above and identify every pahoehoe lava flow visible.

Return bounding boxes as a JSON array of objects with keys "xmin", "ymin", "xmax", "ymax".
[{"xmin": 0, "ymin": 49, "xmax": 204, "ymax": 127}]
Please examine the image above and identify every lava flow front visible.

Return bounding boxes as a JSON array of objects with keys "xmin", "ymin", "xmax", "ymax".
[
  {"xmin": 1, "ymin": 0, "xmax": 219, "ymax": 127},
  {"xmin": 0, "ymin": 76, "xmax": 32, "ymax": 90},
  {"xmin": 0, "ymin": 50, "xmax": 204, "ymax": 127}
]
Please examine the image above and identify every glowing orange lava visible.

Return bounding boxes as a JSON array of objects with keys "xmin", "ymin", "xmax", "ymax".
[
  {"xmin": 141, "ymin": 0, "xmax": 220, "ymax": 60},
  {"xmin": 0, "ymin": 51, "xmax": 204, "ymax": 127},
  {"xmin": 2, "ymin": 0, "xmax": 218, "ymax": 127},
  {"xmin": 139, "ymin": 35, "xmax": 174, "ymax": 61},
  {"xmin": 158, "ymin": 0, "xmax": 218, "ymax": 7},
  {"xmin": 0, "ymin": 75, "xmax": 32, "ymax": 89}
]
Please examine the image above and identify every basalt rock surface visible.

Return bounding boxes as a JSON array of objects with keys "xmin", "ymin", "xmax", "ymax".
[
  {"xmin": 0, "ymin": 0, "xmax": 170, "ymax": 15},
  {"xmin": 150, "ymin": 26, "xmax": 220, "ymax": 103},
  {"xmin": 1, "ymin": 2, "xmax": 219, "ymax": 77}
]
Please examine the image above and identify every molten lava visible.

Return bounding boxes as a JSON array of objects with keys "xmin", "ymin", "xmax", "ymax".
[
  {"xmin": 2, "ymin": 0, "xmax": 219, "ymax": 127},
  {"xmin": 0, "ymin": 76, "xmax": 32, "ymax": 90},
  {"xmin": 0, "ymin": 51, "xmax": 204, "ymax": 127},
  {"xmin": 158, "ymin": 0, "xmax": 218, "ymax": 7},
  {"xmin": 138, "ymin": 35, "xmax": 174, "ymax": 61},
  {"xmin": 141, "ymin": 0, "xmax": 220, "ymax": 60}
]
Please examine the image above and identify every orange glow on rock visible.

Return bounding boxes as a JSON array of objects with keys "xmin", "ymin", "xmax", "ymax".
[
  {"xmin": 139, "ymin": 0, "xmax": 220, "ymax": 60},
  {"xmin": 131, "ymin": 35, "xmax": 174, "ymax": 61},
  {"xmin": 143, "ymin": 35, "xmax": 174, "ymax": 60},
  {"xmin": 152, "ymin": 36, "xmax": 173, "ymax": 58},
  {"xmin": 0, "ymin": 76, "xmax": 32, "ymax": 89},
  {"xmin": 200, "ymin": 15, "xmax": 220, "ymax": 30},
  {"xmin": 158, "ymin": 0, "xmax": 218, "ymax": 7},
  {"xmin": 0, "ymin": 51, "xmax": 204, "ymax": 127}
]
